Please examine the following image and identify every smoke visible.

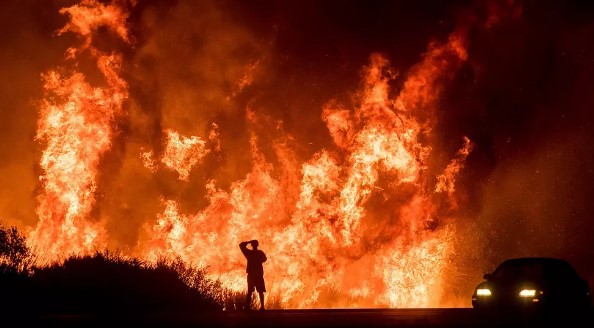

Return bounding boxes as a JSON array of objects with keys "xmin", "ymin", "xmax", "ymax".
[
  {"xmin": 0, "ymin": 1, "xmax": 73, "ymax": 229},
  {"xmin": 439, "ymin": 0, "xmax": 594, "ymax": 281},
  {"xmin": 94, "ymin": 0, "xmax": 275, "ymax": 249}
]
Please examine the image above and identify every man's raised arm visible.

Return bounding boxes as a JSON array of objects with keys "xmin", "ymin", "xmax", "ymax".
[{"xmin": 239, "ymin": 241, "xmax": 249, "ymax": 256}]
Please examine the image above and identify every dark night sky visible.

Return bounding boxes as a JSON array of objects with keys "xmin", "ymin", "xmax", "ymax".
[{"xmin": 1, "ymin": 0, "xmax": 594, "ymax": 292}]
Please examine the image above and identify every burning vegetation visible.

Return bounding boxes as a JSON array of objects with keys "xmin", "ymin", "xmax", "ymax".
[{"xmin": 2, "ymin": 0, "xmax": 594, "ymax": 310}]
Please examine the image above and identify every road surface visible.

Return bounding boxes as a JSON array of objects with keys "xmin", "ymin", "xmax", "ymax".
[{"xmin": 29, "ymin": 308, "xmax": 594, "ymax": 328}]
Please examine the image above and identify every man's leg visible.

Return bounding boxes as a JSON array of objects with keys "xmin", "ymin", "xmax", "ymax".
[
  {"xmin": 258, "ymin": 291, "xmax": 265, "ymax": 310},
  {"xmin": 246, "ymin": 277, "xmax": 254, "ymax": 310}
]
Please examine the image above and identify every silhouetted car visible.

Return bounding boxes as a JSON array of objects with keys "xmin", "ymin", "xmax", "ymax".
[{"xmin": 472, "ymin": 257, "xmax": 591, "ymax": 315}]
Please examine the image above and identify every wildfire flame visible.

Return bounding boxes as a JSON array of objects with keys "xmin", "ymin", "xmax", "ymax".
[
  {"xmin": 25, "ymin": 0, "xmax": 510, "ymax": 308},
  {"xmin": 28, "ymin": 0, "xmax": 130, "ymax": 264},
  {"xmin": 143, "ymin": 129, "xmax": 212, "ymax": 181},
  {"xmin": 137, "ymin": 29, "xmax": 471, "ymax": 308}
]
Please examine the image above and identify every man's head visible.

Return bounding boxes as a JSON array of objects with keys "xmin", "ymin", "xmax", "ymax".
[{"xmin": 251, "ymin": 240, "xmax": 259, "ymax": 248}]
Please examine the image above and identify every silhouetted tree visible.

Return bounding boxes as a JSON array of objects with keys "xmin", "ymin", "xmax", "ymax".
[
  {"xmin": 0, "ymin": 225, "xmax": 32, "ymax": 315},
  {"xmin": 0, "ymin": 224, "xmax": 31, "ymax": 272}
]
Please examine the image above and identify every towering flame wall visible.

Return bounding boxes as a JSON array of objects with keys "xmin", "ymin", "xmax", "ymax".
[
  {"xmin": 26, "ymin": 0, "xmax": 475, "ymax": 308},
  {"xmin": 9, "ymin": 0, "xmax": 589, "ymax": 310},
  {"xmin": 29, "ymin": 0, "xmax": 130, "ymax": 264}
]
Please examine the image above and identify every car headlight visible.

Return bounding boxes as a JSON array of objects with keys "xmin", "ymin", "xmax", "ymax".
[
  {"xmin": 476, "ymin": 288, "xmax": 492, "ymax": 296},
  {"xmin": 518, "ymin": 289, "xmax": 538, "ymax": 297}
]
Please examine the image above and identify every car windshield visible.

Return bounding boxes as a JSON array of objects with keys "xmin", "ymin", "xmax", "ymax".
[{"xmin": 491, "ymin": 258, "xmax": 578, "ymax": 281}]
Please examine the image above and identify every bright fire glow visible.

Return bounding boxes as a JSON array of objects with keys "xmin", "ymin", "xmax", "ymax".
[
  {"xmin": 160, "ymin": 129, "xmax": 210, "ymax": 181},
  {"xmin": 24, "ymin": 0, "xmax": 501, "ymax": 309},
  {"xmin": 136, "ymin": 29, "xmax": 471, "ymax": 308},
  {"xmin": 27, "ymin": 0, "xmax": 130, "ymax": 264}
]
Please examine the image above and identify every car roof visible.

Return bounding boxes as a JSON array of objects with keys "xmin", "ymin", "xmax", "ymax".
[
  {"xmin": 499, "ymin": 257, "xmax": 571, "ymax": 265},
  {"xmin": 494, "ymin": 257, "xmax": 579, "ymax": 274}
]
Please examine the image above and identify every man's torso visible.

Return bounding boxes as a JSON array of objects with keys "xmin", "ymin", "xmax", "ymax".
[{"xmin": 245, "ymin": 249, "xmax": 265, "ymax": 276}]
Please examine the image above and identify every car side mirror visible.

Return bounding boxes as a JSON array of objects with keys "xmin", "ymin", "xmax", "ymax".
[{"xmin": 483, "ymin": 273, "xmax": 492, "ymax": 280}]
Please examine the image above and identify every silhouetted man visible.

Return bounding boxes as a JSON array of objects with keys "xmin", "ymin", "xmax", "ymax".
[{"xmin": 239, "ymin": 239, "xmax": 267, "ymax": 310}]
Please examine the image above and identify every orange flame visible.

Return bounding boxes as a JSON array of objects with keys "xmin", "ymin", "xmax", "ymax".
[
  {"xmin": 136, "ymin": 26, "xmax": 471, "ymax": 308},
  {"xmin": 160, "ymin": 129, "xmax": 210, "ymax": 181},
  {"xmin": 28, "ymin": 0, "xmax": 130, "ymax": 264},
  {"xmin": 141, "ymin": 126, "xmax": 218, "ymax": 180},
  {"xmin": 436, "ymin": 137, "xmax": 474, "ymax": 195},
  {"xmin": 26, "ymin": 0, "xmax": 490, "ymax": 308}
]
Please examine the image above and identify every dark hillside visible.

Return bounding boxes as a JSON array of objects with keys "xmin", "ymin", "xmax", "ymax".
[{"xmin": 0, "ymin": 225, "xmax": 228, "ymax": 318}]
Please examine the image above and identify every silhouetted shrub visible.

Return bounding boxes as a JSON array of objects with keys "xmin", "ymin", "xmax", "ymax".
[
  {"xmin": 0, "ymin": 226, "xmax": 239, "ymax": 317},
  {"xmin": 30, "ymin": 252, "xmax": 223, "ymax": 315}
]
